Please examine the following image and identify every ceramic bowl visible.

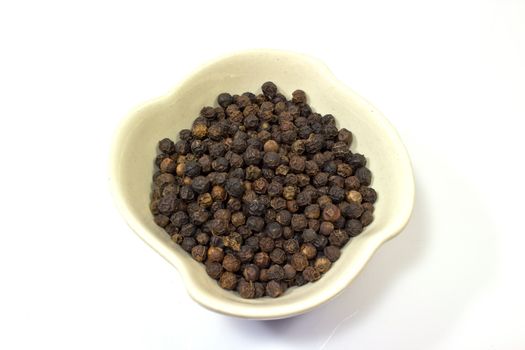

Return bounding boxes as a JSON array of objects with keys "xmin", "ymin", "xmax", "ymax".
[{"xmin": 110, "ymin": 50, "xmax": 414, "ymax": 319}]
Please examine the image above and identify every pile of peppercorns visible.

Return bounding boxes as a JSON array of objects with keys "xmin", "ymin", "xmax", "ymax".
[{"xmin": 150, "ymin": 82, "xmax": 377, "ymax": 298}]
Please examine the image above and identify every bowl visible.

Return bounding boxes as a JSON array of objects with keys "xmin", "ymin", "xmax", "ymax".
[{"xmin": 110, "ymin": 49, "xmax": 415, "ymax": 319}]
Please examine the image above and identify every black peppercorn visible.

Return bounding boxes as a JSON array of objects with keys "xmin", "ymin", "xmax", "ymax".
[
  {"xmin": 267, "ymin": 264, "xmax": 285, "ymax": 281},
  {"xmin": 303, "ymin": 266, "xmax": 321, "ymax": 282},
  {"xmin": 355, "ymin": 167, "xmax": 372, "ymax": 186},
  {"xmin": 181, "ymin": 237, "xmax": 197, "ymax": 252},
  {"xmin": 243, "ymin": 264, "xmax": 260, "ymax": 282},
  {"xmin": 291, "ymin": 252, "xmax": 309, "ymax": 271},
  {"xmin": 291, "ymin": 214, "xmax": 308, "ymax": 231},
  {"xmin": 262, "ymin": 81, "xmax": 278, "ymax": 99},
  {"xmin": 360, "ymin": 187, "xmax": 377, "ymax": 203},
  {"xmin": 346, "ymin": 219, "xmax": 364, "ymax": 237},
  {"xmin": 266, "ymin": 280, "xmax": 283, "ymax": 298},
  {"xmin": 266, "ymin": 222, "xmax": 283, "ymax": 239},
  {"xmin": 324, "ymin": 245, "xmax": 341, "ymax": 262},
  {"xmin": 360, "ymin": 210, "xmax": 374, "ymax": 226},
  {"xmin": 259, "ymin": 236, "xmax": 275, "ymax": 253},
  {"xmin": 205, "ymin": 261, "xmax": 223, "ymax": 279},
  {"xmin": 154, "ymin": 214, "xmax": 170, "ymax": 227},
  {"xmin": 254, "ymin": 252, "xmax": 270, "ymax": 268},
  {"xmin": 219, "ymin": 271, "xmax": 238, "ymax": 290},
  {"xmin": 158, "ymin": 138, "xmax": 176, "ymax": 154},
  {"xmin": 222, "ymin": 254, "xmax": 241, "ymax": 272},
  {"xmin": 270, "ymin": 248, "xmax": 287, "ymax": 265},
  {"xmin": 319, "ymin": 221, "xmax": 334, "ymax": 236},
  {"xmin": 322, "ymin": 204, "xmax": 341, "ymax": 222},
  {"xmin": 238, "ymin": 279, "xmax": 256, "ymax": 299},
  {"xmin": 190, "ymin": 176, "xmax": 210, "ymax": 194},
  {"xmin": 191, "ymin": 245, "xmax": 207, "ymax": 262},
  {"xmin": 328, "ymin": 186, "xmax": 346, "ymax": 203},
  {"xmin": 157, "ymin": 194, "xmax": 178, "ymax": 215},
  {"xmin": 225, "ymin": 177, "xmax": 244, "ymax": 197},
  {"xmin": 207, "ymin": 246, "xmax": 224, "ymax": 263},
  {"xmin": 302, "ymin": 229, "xmax": 318, "ymax": 243},
  {"xmin": 218, "ymin": 93, "xmax": 233, "ymax": 108},
  {"xmin": 329, "ymin": 230, "xmax": 349, "ymax": 247},
  {"xmin": 292, "ymin": 89, "xmax": 307, "ymax": 104}
]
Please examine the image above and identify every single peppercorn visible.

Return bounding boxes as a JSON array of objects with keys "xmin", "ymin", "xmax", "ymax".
[
  {"xmin": 270, "ymin": 197, "xmax": 287, "ymax": 211},
  {"xmin": 319, "ymin": 221, "xmax": 335, "ymax": 236},
  {"xmin": 341, "ymin": 202, "xmax": 364, "ymax": 219},
  {"xmin": 219, "ymin": 271, "xmax": 238, "ymax": 290},
  {"xmin": 181, "ymin": 237, "xmax": 197, "ymax": 252},
  {"xmin": 302, "ymin": 229, "xmax": 318, "ymax": 243},
  {"xmin": 324, "ymin": 245, "xmax": 341, "ymax": 262},
  {"xmin": 261, "ymin": 81, "xmax": 278, "ymax": 99},
  {"xmin": 205, "ymin": 261, "xmax": 223, "ymax": 279},
  {"xmin": 346, "ymin": 219, "xmax": 364, "ymax": 236},
  {"xmin": 259, "ymin": 268, "xmax": 269, "ymax": 282},
  {"xmin": 243, "ymin": 264, "xmax": 260, "ymax": 282},
  {"xmin": 292, "ymin": 89, "xmax": 307, "ymax": 104},
  {"xmin": 329, "ymin": 229, "xmax": 349, "ymax": 247},
  {"xmin": 275, "ymin": 210, "xmax": 291, "ymax": 226},
  {"xmin": 195, "ymin": 232, "xmax": 210, "ymax": 245},
  {"xmin": 266, "ymin": 222, "xmax": 283, "ymax": 239},
  {"xmin": 190, "ymin": 176, "xmax": 210, "ymax": 194},
  {"xmin": 266, "ymin": 280, "xmax": 283, "ymax": 298},
  {"xmin": 303, "ymin": 266, "xmax": 321, "ymax": 282},
  {"xmin": 304, "ymin": 204, "xmax": 321, "ymax": 219},
  {"xmin": 158, "ymin": 138, "xmax": 176, "ymax": 154},
  {"xmin": 291, "ymin": 214, "xmax": 308, "ymax": 231},
  {"xmin": 191, "ymin": 245, "xmax": 207, "ymax": 262},
  {"xmin": 263, "ymin": 139, "xmax": 279, "ymax": 153},
  {"xmin": 283, "ymin": 264, "xmax": 297, "ymax": 280},
  {"xmin": 355, "ymin": 167, "xmax": 372, "ymax": 186},
  {"xmin": 300, "ymin": 243, "xmax": 317, "ymax": 260},
  {"xmin": 263, "ymin": 151, "xmax": 281, "ymax": 169},
  {"xmin": 345, "ymin": 176, "xmax": 361, "ymax": 190},
  {"xmin": 291, "ymin": 252, "xmax": 309, "ymax": 271},
  {"xmin": 238, "ymin": 279, "xmax": 256, "ymax": 299},
  {"xmin": 217, "ymin": 93, "xmax": 233, "ymax": 108},
  {"xmin": 222, "ymin": 254, "xmax": 241, "ymax": 272},
  {"xmin": 322, "ymin": 204, "xmax": 341, "ymax": 222},
  {"xmin": 283, "ymin": 238, "xmax": 300, "ymax": 254},
  {"xmin": 267, "ymin": 264, "xmax": 285, "ymax": 281},
  {"xmin": 360, "ymin": 210, "xmax": 374, "ymax": 226},
  {"xmin": 254, "ymin": 282, "xmax": 265, "ymax": 298},
  {"xmin": 154, "ymin": 214, "xmax": 170, "ymax": 227},
  {"xmin": 207, "ymin": 246, "xmax": 224, "ymax": 263},
  {"xmin": 159, "ymin": 158, "xmax": 177, "ymax": 173},
  {"xmin": 346, "ymin": 190, "xmax": 362, "ymax": 204},
  {"xmin": 253, "ymin": 252, "xmax": 271, "ymax": 268},
  {"xmin": 253, "ymin": 177, "xmax": 268, "ymax": 194},
  {"xmin": 270, "ymin": 248, "xmax": 287, "ymax": 265},
  {"xmin": 192, "ymin": 123, "xmax": 208, "ymax": 139},
  {"xmin": 259, "ymin": 236, "xmax": 275, "ymax": 253},
  {"xmin": 238, "ymin": 245, "xmax": 255, "ymax": 262},
  {"xmin": 225, "ymin": 177, "xmax": 244, "ymax": 197},
  {"xmin": 360, "ymin": 187, "xmax": 377, "ymax": 203},
  {"xmin": 312, "ymin": 234, "xmax": 328, "ymax": 250}
]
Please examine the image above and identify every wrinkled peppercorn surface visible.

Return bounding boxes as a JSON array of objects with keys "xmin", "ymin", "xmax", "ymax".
[{"xmin": 150, "ymin": 82, "xmax": 377, "ymax": 298}]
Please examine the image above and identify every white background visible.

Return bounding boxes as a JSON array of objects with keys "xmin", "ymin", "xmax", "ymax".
[{"xmin": 1, "ymin": 1, "xmax": 524, "ymax": 349}]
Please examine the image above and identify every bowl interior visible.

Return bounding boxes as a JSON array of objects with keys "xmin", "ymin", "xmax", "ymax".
[{"xmin": 111, "ymin": 51, "xmax": 414, "ymax": 319}]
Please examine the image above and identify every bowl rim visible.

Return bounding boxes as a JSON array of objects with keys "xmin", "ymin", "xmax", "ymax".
[{"xmin": 110, "ymin": 49, "xmax": 415, "ymax": 319}]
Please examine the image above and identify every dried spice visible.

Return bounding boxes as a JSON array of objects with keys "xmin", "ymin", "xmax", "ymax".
[{"xmin": 150, "ymin": 82, "xmax": 377, "ymax": 298}]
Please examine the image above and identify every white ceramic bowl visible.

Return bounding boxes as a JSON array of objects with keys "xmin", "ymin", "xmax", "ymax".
[{"xmin": 110, "ymin": 50, "xmax": 414, "ymax": 319}]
